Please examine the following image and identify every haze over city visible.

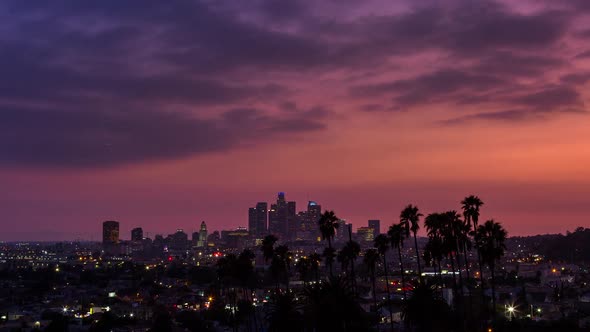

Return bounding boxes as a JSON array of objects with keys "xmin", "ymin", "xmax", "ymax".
[{"xmin": 2, "ymin": 0, "xmax": 590, "ymax": 241}]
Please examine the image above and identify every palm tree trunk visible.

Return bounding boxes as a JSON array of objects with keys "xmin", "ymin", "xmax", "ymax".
[
  {"xmin": 477, "ymin": 249, "xmax": 486, "ymax": 317},
  {"xmin": 449, "ymin": 254, "xmax": 457, "ymax": 296},
  {"xmin": 328, "ymin": 237, "xmax": 334, "ymax": 278},
  {"xmin": 413, "ymin": 233, "xmax": 423, "ymax": 283},
  {"xmin": 398, "ymin": 247, "xmax": 407, "ymax": 301},
  {"xmin": 383, "ymin": 256, "xmax": 394, "ymax": 332},
  {"xmin": 371, "ymin": 269, "xmax": 377, "ymax": 311},
  {"xmin": 437, "ymin": 260, "xmax": 444, "ymax": 296},
  {"xmin": 491, "ymin": 263, "xmax": 497, "ymax": 318},
  {"xmin": 455, "ymin": 250, "xmax": 465, "ymax": 298}
]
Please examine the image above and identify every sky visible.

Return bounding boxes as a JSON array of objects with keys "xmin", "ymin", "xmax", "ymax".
[{"xmin": 1, "ymin": 0, "xmax": 590, "ymax": 241}]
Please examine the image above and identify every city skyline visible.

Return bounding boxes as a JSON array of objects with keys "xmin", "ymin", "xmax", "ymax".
[{"xmin": 2, "ymin": 1, "xmax": 590, "ymax": 240}]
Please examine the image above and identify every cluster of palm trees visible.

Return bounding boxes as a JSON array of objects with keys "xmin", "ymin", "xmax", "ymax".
[
  {"xmin": 359, "ymin": 196, "xmax": 508, "ymax": 327},
  {"xmin": 216, "ymin": 195, "xmax": 508, "ymax": 331}
]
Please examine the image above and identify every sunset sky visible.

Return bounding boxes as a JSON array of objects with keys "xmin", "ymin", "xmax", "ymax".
[{"xmin": 1, "ymin": 0, "xmax": 590, "ymax": 241}]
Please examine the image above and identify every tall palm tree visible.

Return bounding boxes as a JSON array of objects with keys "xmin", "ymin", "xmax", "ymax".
[
  {"xmin": 309, "ymin": 253, "xmax": 321, "ymax": 283},
  {"xmin": 374, "ymin": 234, "xmax": 394, "ymax": 331},
  {"xmin": 274, "ymin": 245, "xmax": 292, "ymax": 291},
  {"xmin": 388, "ymin": 223, "xmax": 408, "ymax": 300},
  {"xmin": 461, "ymin": 195, "xmax": 485, "ymax": 308},
  {"xmin": 363, "ymin": 248, "xmax": 380, "ymax": 311},
  {"xmin": 445, "ymin": 210, "xmax": 467, "ymax": 297},
  {"xmin": 400, "ymin": 204, "xmax": 424, "ymax": 283},
  {"xmin": 424, "ymin": 212, "xmax": 445, "ymax": 287},
  {"xmin": 318, "ymin": 210, "xmax": 340, "ymax": 277},
  {"xmin": 295, "ymin": 256, "xmax": 310, "ymax": 285},
  {"xmin": 261, "ymin": 234, "xmax": 278, "ymax": 264},
  {"xmin": 475, "ymin": 219, "xmax": 507, "ymax": 317},
  {"xmin": 461, "ymin": 195, "xmax": 484, "ymax": 278},
  {"xmin": 343, "ymin": 240, "xmax": 361, "ymax": 292},
  {"xmin": 337, "ymin": 249, "xmax": 349, "ymax": 275},
  {"xmin": 322, "ymin": 247, "xmax": 336, "ymax": 279}
]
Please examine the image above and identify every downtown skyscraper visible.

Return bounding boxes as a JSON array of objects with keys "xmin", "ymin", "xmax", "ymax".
[
  {"xmin": 248, "ymin": 202, "xmax": 268, "ymax": 239},
  {"xmin": 268, "ymin": 192, "xmax": 296, "ymax": 241}
]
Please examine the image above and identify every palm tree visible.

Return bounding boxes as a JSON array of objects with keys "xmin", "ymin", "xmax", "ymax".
[
  {"xmin": 388, "ymin": 223, "xmax": 408, "ymax": 300},
  {"xmin": 400, "ymin": 204, "xmax": 424, "ymax": 283},
  {"xmin": 295, "ymin": 256, "xmax": 310, "ymax": 285},
  {"xmin": 318, "ymin": 210, "xmax": 340, "ymax": 277},
  {"xmin": 322, "ymin": 247, "xmax": 336, "ymax": 279},
  {"xmin": 402, "ymin": 282, "xmax": 452, "ymax": 332},
  {"xmin": 461, "ymin": 195, "xmax": 484, "ymax": 280},
  {"xmin": 374, "ymin": 234, "xmax": 394, "ymax": 331},
  {"xmin": 342, "ymin": 240, "xmax": 361, "ymax": 292},
  {"xmin": 266, "ymin": 293, "xmax": 303, "ymax": 332},
  {"xmin": 424, "ymin": 213, "xmax": 445, "ymax": 288},
  {"xmin": 274, "ymin": 245, "xmax": 292, "ymax": 291},
  {"xmin": 475, "ymin": 219, "xmax": 507, "ymax": 317},
  {"xmin": 309, "ymin": 253, "xmax": 321, "ymax": 283},
  {"xmin": 461, "ymin": 195, "xmax": 485, "ymax": 310},
  {"xmin": 363, "ymin": 248, "xmax": 380, "ymax": 311},
  {"xmin": 337, "ymin": 249, "xmax": 349, "ymax": 275},
  {"xmin": 261, "ymin": 234, "xmax": 278, "ymax": 264}
]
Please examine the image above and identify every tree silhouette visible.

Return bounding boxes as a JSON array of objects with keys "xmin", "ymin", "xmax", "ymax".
[
  {"xmin": 261, "ymin": 234, "xmax": 278, "ymax": 264},
  {"xmin": 388, "ymin": 223, "xmax": 408, "ymax": 300},
  {"xmin": 374, "ymin": 234, "xmax": 394, "ymax": 331},
  {"xmin": 318, "ymin": 210, "xmax": 340, "ymax": 277},
  {"xmin": 476, "ymin": 219, "xmax": 507, "ymax": 317},
  {"xmin": 400, "ymin": 204, "xmax": 424, "ymax": 283},
  {"xmin": 402, "ymin": 282, "xmax": 452, "ymax": 332},
  {"xmin": 363, "ymin": 248, "xmax": 380, "ymax": 311},
  {"xmin": 266, "ymin": 293, "xmax": 303, "ymax": 332}
]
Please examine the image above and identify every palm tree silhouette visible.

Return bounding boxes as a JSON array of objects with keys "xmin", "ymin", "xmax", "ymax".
[
  {"xmin": 296, "ymin": 256, "xmax": 310, "ymax": 285},
  {"xmin": 400, "ymin": 204, "xmax": 424, "ymax": 283},
  {"xmin": 374, "ymin": 233, "xmax": 394, "ymax": 331},
  {"xmin": 461, "ymin": 195, "xmax": 485, "ymax": 311},
  {"xmin": 475, "ymin": 219, "xmax": 507, "ymax": 317},
  {"xmin": 423, "ymin": 215, "xmax": 445, "ymax": 291},
  {"xmin": 342, "ymin": 239, "xmax": 361, "ymax": 293},
  {"xmin": 261, "ymin": 234, "xmax": 278, "ymax": 264},
  {"xmin": 266, "ymin": 292, "xmax": 303, "ymax": 332},
  {"xmin": 309, "ymin": 253, "xmax": 321, "ymax": 283},
  {"xmin": 318, "ymin": 210, "xmax": 340, "ymax": 277},
  {"xmin": 388, "ymin": 223, "xmax": 408, "ymax": 300},
  {"xmin": 322, "ymin": 247, "xmax": 336, "ymax": 279},
  {"xmin": 363, "ymin": 248, "xmax": 380, "ymax": 311}
]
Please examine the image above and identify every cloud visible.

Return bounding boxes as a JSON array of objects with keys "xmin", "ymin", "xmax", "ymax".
[{"xmin": 0, "ymin": 106, "xmax": 328, "ymax": 168}]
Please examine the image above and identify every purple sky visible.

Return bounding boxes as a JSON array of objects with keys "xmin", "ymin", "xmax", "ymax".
[{"xmin": 1, "ymin": 0, "xmax": 590, "ymax": 240}]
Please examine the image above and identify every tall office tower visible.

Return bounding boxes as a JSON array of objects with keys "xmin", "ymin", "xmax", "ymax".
[
  {"xmin": 103, "ymin": 220, "xmax": 120, "ymax": 244},
  {"xmin": 170, "ymin": 229, "xmax": 188, "ymax": 251},
  {"xmin": 357, "ymin": 226, "xmax": 375, "ymax": 242},
  {"xmin": 368, "ymin": 220, "xmax": 381, "ymax": 236},
  {"xmin": 248, "ymin": 202, "xmax": 268, "ymax": 238},
  {"xmin": 268, "ymin": 192, "xmax": 296, "ymax": 240},
  {"xmin": 102, "ymin": 220, "xmax": 120, "ymax": 254},
  {"xmin": 131, "ymin": 227, "xmax": 143, "ymax": 242},
  {"xmin": 192, "ymin": 231, "xmax": 200, "ymax": 247},
  {"xmin": 287, "ymin": 201, "xmax": 298, "ymax": 240},
  {"xmin": 305, "ymin": 201, "xmax": 322, "ymax": 231},
  {"xmin": 336, "ymin": 219, "xmax": 348, "ymax": 242},
  {"xmin": 198, "ymin": 221, "xmax": 208, "ymax": 247}
]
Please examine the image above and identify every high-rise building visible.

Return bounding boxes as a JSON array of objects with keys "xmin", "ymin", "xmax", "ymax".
[
  {"xmin": 169, "ymin": 229, "xmax": 188, "ymax": 251},
  {"xmin": 268, "ymin": 192, "xmax": 296, "ymax": 240},
  {"xmin": 296, "ymin": 201, "xmax": 322, "ymax": 241},
  {"xmin": 103, "ymin": 220, "xmax": 120, "ymax": 244},
  {"xmin": 335, "ymin": 219, "xmax": 348, "ymax": 242},
  {"xmin": 248, "ymin": 202, "xmax": 268, "ymax": 238},
  {"xmin": 102, "ymin": 220, "xmax": 120, "ymax": 254},
  {"xmin": 368, "ymin": 220, "xmax": 380, "ymax": 236},
  {"xmin": 131, "ymin": 227, "xmax": 143, "ymax": 242},
  {"xmin": 357, "ymin": 226, "xmax": 375, "ymax": 242},
  {"xmin": 198, "ymin": 221, "xmax": 207, "ymax": 248}
]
